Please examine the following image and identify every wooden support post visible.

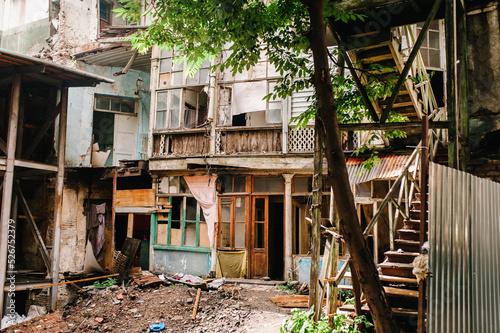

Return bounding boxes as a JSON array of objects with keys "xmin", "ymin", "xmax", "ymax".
[
  {"xmin": 446, "ymin": 0, "xmax": 458, "ymax": 168},
  {"xmin": 0, "ymin": 74, "xmax": 21, "ymax": 319},
  {"xmin": 310, "ymin": 119, "xmax": 323, "ymax": 321},
  {"xmin": 373, "ymin": 202, "xmax": 378, "ymax": 264},
  {"xmin": 418, "ymin": 115, "xmax": 429, "ymax": 333},
  {"xmin": 351, "ymin": 267, "xmax": 363, "ymax": 317},
  {"xmin": 283, "ymin": 174, "xmax": 294, "ymax": 281},
  {"xmin": 327, "ymin": 189, "xmax": 339, "ymax": 326},
  {"xmin": 192, "ymin": 288, "xmax": 202, "ymax": 320},
  {"xmin": 127, "ymin": 213, "xmax": 134, "ymax": 238},
  {"xmin": 50, "ymin": 87, "xmax": 68, "ymax": 311},
  {"xmin": 457, "ymin": 0, "xmax": 469, "ymax": 171}
]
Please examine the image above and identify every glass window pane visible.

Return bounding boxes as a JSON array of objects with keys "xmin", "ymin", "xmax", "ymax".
[
  {"xmin": 254, "ymin": 223, "xmax": 264, "ymax": 248},
  {"xmin": 429, "ymin": 31, "xmax": 440, "ymax": 49},
  {"xmin": 156, "ymin": 92, "xmax": 168, "ymax": 111},
  {"xmin": 220, "ymin": 222, "xmax": 231, "ymax": 247},
  {"xmin": 156, "ymin": 110, "xmax": 166, "ymax": 129},
  {"xmin": 429, "ymin": 49, "xmax": 441, "ymax": 68},
  {"xmin": 235, "ymin": 222, "xmax": 245, "ymax": 248},
  {"xmin": 169, "ymin": 90, "xmax": 181, "ymax": 129},
  {"xmin": 160, "ymin": 58, "xmax": 172, "ymax": 73},
  {"xmin": 218, "ymin": 106, "xmax": 231, "ymax": 126},
  {"xmin": 233, "ymin": 177, "xmax": 246, "ymax": 192},
  {"xmin": 255, "ymin": 198, "xmax": 265, "ymax": 221},
  {"xmin": 185, "ymin": 197, "xmax": 197, "ymax": 221},
  {"xmin": 254, "ymin": 177, "xmax": 283, "ymax": 192},
  {"xmin": 268, "ymin": 81, "xmax": 277, "ymax": 101},
  {"xmin": 96, "ymin": 96, "xmax": 110, "ymax": 110},
  {"xmin": 267, "ymin": 102, "xmax": 281, "ymax": 123},
  {"xmin": 172, "ymin": 71, "xmax": 183, "ymax": 86},
  {"xmin": 294, "ymin": 177, "xmax": 310, "ymax": 193},
  {"xmin": 199, "ymin": 69, "xmax": 210, "ymax": 84},
  {"xmin": 221, "ymin": 196, "xmax": 231, "ymax": 204},
  {"xmin": 235, "ymin": 198, "xmax": 245, "ymax": 222},
  {"xmin": 420, "ymin": 48, "xmax": 429, "ymax": 66},
  {"xmin": 111, "ymin": 99, "xmax": 121, "ymax": 112},
  {"xmin": 201, "ymin": 59, "xmax": 211, "ymax": 68},
  {"xmin": 121, "ymin": 99, "xmax": 135, "ymax": 113},
  {"xmin": 186, "ymin": 72, "xmax": 199, "ymax": 85},
  {"xmin": 160, "ymin": 48, "xmax": 171, "ymax": 58},
  {"xmin": 184, "ymin": 107, "xmax": 197, "ymax": 129},
  {"xmin": 221, "ymin": 204, "xmax": 231, "ymax": 222},
  {"xmin": 184, "ymin": 223, "xmax": 196, "ymax": 246}
]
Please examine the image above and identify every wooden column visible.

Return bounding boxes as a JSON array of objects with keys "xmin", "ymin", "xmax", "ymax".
[
  {"xmin": 310, "ymin": 120, "xmax": 323, "ymax": 321},
  {"xmin": 127, "ymin": 213, "xmax": 134, "ymax": 238},
  {"xmin": 446, "ymin": 0, "xmax": 458, "ymax": 168},
  {"xmin": 458, "ymin": 1, "xmax": 469, "ymax": 171},
  {"xmin": 283, "ymin": 174, "xmax": 294, "ymax": 281},
  {"xmin": 50, "ymin": 87, "xmax": 68, "ymax": 311},
  {"xmin": 0, "ymin": 74, "xmax": 21, "ymax": 318}
]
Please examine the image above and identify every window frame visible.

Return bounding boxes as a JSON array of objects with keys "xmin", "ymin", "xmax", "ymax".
[
  {"xmin": 152, "ymin": 196, "xmax": 210, "ymax": 252},
  {"xmin": 266, "ymin": 80, "xmax": 282, "ymax": 124},
  {"xmin": 94, "ymin": 94, "xmax": 138, "ymax": 115},
  {"xmin": 416, "ymin": 20, "xmax": 444, "ymax": 71}
]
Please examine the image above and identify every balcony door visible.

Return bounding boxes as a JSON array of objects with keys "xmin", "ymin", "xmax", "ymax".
[{"xmin": 250, "ymin": 196, "xmax": 268, "ymax": 278}]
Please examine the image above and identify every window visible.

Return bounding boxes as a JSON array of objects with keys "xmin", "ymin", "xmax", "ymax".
[
  {"xmin": 217, "ymin": 175, "xmax": 247, "ymax": 194},
  {"xmin": 156, "ymin": 196, "xmax": 209, "ymax": 248},
  {"xmin": 92, "ymin": 95, "xmax": 138, "ymax": 167},
  {"xmin": 99, "ymin": 0, "xmax": 111, "ymax": 31},
  {"xmin": 417, "ymin": 20, "xmax": 443, "ymax": 69},
  {"xmin": 219, "ymin": 196, "xmax": 247, "ymax": 249},
  {"xmin": 95, "ymin": 95, "xmax": 136, "ymax": 114},
  {"xmin": 156, "ymin": 49, "xmax": 210, "ymax": 130}
]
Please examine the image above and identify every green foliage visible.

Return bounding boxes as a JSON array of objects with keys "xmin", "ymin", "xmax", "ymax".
[
  {"xmin": 93, "ymin": 277, "xmax": 117, "ymax": 289},
  {"xmin": 276, "ymin": 282, "xmax": 298, "ymax": 293},
  {"xmin": 280, "ymin": 307, "xmax": 373, "ymax": 333},
  {"xmin": 338, "ymin": 289, "xmax": 354, "ymax": 302}
]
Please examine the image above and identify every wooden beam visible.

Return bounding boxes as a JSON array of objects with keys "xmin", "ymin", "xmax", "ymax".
[
  {"xmin": 446, "ymin": 0, "xmax": 458, "ymax": 168},
  {"xmin": 14, "ymin": 182, "xmax": 52, "ymax": 271},
  {"xmin": 127, "ymin": 213, "xmax": 134, "ymax": 238},
  {"xmin": 23, "ymin": 102, "xmax": 61, "ymax": 159},
  {"xmin": 458, "ymin": 0, "xmax": 469, "ymax": 171},
  {"xmin": 329, "ymin": 26, "xmax": 380, "ymax": 122},
  {"xmin": 0, "ymin": 65, "xmax": 46, "ymax": 74},
  {"xmin": 0, "ymin": 138, "xmax": 6, "ymax": 154},
  {"xmin": 339, "ymin": 121, "xmax": 449, "ymax": 131},
  {"xmin": 379, "ymin": 0, "xmax": 444, "ymax": 123},
  {"xmin": 14, "ymin": 159, "xmax": 58, "ymax": 172},
  {"xmin": 24, "ymin": 73, "xmax": 62, "ymax": 87}
]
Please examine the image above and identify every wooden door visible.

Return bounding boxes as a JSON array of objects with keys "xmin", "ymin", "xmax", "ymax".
[{"xmin": 251, "ymin": 196, "xmax": 268, "ymax": 278}]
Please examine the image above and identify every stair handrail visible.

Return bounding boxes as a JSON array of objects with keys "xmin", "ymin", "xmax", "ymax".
[{"xmin": 363, "ymin": 144, "xmax": 421, "ymax": 238}]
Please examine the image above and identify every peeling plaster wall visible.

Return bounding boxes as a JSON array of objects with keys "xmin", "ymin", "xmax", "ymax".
[
  {"xmin": 0, "ymin": 0, "xmax": 50, "ymax": 54},
  {"xmin": 62, "ymin": 0, "xmax": 98, "ymax": 46},
  {"xmin": 65, "ymin": 64, "xmax": 151, "ymax": 167},
  {"xmin": 467, "ymin": 8, "xmax": 500, "ymax": 155}
]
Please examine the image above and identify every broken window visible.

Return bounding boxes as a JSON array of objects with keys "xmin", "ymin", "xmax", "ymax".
[
  {"xmin": 92, "ymin": 95, "xmax": 138, "ymax": 167},
  {"xmin": 156, "ymin": 49, "xmax": 209, "ymax": 130},
  {"xmin": 155, "ymin": 196, "xmax": 209, "ymax": 248},
  {"xmin": 253, "ymin": 177, "xmax": 283, "ymax": 193},
  {"xmin": 99, "ymin": 0, "xmax": 111, "ymax": 32}
]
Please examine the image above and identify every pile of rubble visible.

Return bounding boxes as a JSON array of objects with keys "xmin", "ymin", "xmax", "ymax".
[{"xmin": 3, "ymin": 272, "xmax": 292, "ymax": 333}]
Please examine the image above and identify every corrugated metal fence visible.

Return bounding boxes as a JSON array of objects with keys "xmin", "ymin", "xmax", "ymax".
[{"xmin": 428, "ymin": 162, "xmax": 500, "ymax": 332}]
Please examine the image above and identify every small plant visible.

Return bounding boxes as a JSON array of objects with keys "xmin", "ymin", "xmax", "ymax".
[
  {"xmin": 276, "ymin": 282, "xmax": 298, "ymax": 293},
  {"xmin": 281, "ymin": 307, "xmax": 373, "ymax": 333},
  {"xmin": 93, "ymin": 277, "xmax": 117, "ymax": 289},
  {"xmin": 338, "ymin": 289, "xmax": 354, "ymax": 302}
]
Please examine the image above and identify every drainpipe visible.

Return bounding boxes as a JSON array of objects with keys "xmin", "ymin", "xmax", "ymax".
[
  {"xmin": 148, "ymin": 47, "xmax": 160, "ymax": 159},
  {"xmin": 50, "ymin": 87, "xmax": 68, "ymax": 311}
]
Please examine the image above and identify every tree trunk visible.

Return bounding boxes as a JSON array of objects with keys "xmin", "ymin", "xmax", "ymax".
[{"xmin": 303, "ymin": 1, "xmax": 399, "ymax": 331}]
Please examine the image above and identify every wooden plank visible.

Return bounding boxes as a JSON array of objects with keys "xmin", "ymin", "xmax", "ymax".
[
  {"xmin": 127, "ymin": 213, "xmax": 134, "ymax": 238},
  {"xmin": 157, "ymin": 224, "xmax": 169, "ymax": 245},
  {"xmin": 269, "ymin": 295, "xmax": 327, "ymax": 308},
  {"xmin": 116, "ymin": 189, "xmax": 155, "ymax": 207}
]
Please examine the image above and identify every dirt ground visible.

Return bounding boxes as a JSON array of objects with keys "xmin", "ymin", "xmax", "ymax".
[{"xmin": 2, "ymin": 281, "xmax": 293, "ymax": 333}]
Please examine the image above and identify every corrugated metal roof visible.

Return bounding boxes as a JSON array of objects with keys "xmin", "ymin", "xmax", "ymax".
[
  {"xmin": 0, "ymin": 48, "xmax": 114, "ymax": 87},
  {"xmin": 347, "ymin": 154, "xmax": 413, "ymax": 185},
  {"xmin": 75, "ymin": 46, "xmax": 151, "ymax": 73}
]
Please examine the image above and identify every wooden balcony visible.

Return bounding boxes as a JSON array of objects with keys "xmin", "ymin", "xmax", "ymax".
[
  {"xmin": 216, "ymin": 126, "xmax": 282, "ymax": 155},
  {"xmin": 152, "ymin": 130, "xmax": 210, "ymax": 157}
]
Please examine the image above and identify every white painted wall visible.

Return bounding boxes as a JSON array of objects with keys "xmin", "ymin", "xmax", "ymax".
[{"xmin": 1, "ymin": 0, "xmax": 49, "ymax": 31}]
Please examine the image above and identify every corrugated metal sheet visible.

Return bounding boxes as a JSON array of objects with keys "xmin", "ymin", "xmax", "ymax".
[
  {"xmin": 428, "ymin": 162, "xmax": 500, "ymax": 333},
  {"xmin": 0, "ymin": 48, "xmax": 114, "ymax": 86},
  {"xmin": 347, "ymin": 154, "xmax": 413, "ymax": 185},
  {"xmin": 76, "ymin": 46, "xmax": 152, "ymax": 72}
]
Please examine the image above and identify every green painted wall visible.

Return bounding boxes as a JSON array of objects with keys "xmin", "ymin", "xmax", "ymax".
[{"xmin": 0, "ymin": 18, "xmax": 50, "ymax": 54}]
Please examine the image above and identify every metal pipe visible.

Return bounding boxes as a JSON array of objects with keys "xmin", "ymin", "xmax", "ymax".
[
  {"xmin": 0, "ymin": 73, "xmax": 21, "ymax": 318},
  {"xmin": 50, "ymin": 87, "xmax": 68, "ymax": 311}
]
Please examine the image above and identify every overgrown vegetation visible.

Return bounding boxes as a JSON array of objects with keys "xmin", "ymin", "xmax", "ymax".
[
  {"xmin": 93, "ymin": 277, "xmax": 117, "ymax": 289},
  {"xmin": 281, "ymin": 307, "xmax": 373, "ymax": 333}
]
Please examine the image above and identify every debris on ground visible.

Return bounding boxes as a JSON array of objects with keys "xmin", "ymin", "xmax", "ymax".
[{"xmin": 2, "ymin": 272, "xmax": 294, "ymax": 333}]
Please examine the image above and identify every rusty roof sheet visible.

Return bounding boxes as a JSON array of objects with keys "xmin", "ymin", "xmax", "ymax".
[
  {"xmin": 347, "ymin": 154, "xmax": 413, "ymax": 185},
  {"xmin": 0, "ymin": 48, "xmax": 114, "ymax": 87}
]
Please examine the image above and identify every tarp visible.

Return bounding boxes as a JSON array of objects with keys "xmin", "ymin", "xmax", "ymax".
[
  {"xmin": 232, "ymin": 81, "xmax": 266, "ymax": 114},
  {"xmin": 183, "ymin": 175, "xmax": 218, "ymax": 247},
  {"xmin": 216, "ymin": 250, "xmax": 247, "ymax": 279}
]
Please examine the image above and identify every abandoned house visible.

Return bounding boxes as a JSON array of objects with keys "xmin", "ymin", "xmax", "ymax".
[{"xmin": 1, "ymin": 0, "xmax": 500, "ymax": 332}]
